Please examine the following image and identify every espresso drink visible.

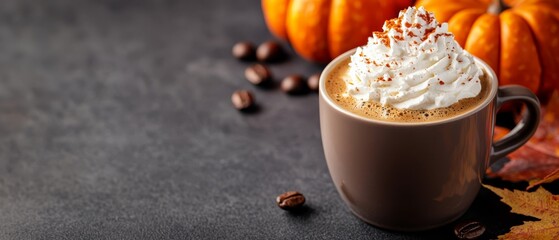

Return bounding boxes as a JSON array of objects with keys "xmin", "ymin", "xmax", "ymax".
[{"xmin": 325, "ymin": 58, "xmax": 490, "ymax": 123}]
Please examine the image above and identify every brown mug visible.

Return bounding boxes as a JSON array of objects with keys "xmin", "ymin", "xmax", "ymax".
[{"xmin": 319, "ymin": 49, "xmax": 540, "ymax": 231}]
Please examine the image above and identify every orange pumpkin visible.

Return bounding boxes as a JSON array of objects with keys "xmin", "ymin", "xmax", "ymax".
[
  {"xmin": 262, "ymin": 0, "xmax": 414, "ymax": 63},
  {"xmin": 416, "ymin": 0, "xmax": 559, "ymax": 100}
]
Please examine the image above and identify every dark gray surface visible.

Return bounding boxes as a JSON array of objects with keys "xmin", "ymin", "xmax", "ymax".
[{"xmin": 0, "ymin": 0, "xmax": 547, "ymax": 239}]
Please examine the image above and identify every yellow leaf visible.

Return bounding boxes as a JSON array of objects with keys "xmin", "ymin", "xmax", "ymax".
[
  {"xmin": 483, "ymin": 184, "xmax": 559, "ymax": 239},
  {"xmin": 504, "ymin": 221, "xmax": 559, "ymax": 240}
]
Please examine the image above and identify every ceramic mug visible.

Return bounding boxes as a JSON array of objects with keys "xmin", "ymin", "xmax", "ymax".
[{"xmin": 319, "ymin": 49, "xmax": 540, "ymax": 231}]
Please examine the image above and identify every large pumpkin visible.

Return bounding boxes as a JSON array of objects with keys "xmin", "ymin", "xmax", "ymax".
[
  {"xmin": 416, "ymin": 0, "xmax": 559, "ymax": 100},
  {"xmin": 262, "ymin": 0, "xmax": 414, "ymax": 63}
]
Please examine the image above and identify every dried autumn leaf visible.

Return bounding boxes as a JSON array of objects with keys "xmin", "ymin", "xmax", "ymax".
[
  {"xmin": 494, "ymin": 141, "xmax": 559, "ymax": 183},
  {"xmin": 483, "ymin": 185, "xmax": 559, "ymax": 240},
  {"xmin": 528, "ymin": 169, "xmax": 559, "ymax": 190}
]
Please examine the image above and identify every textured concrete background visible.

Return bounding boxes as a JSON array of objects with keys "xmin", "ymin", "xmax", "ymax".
[{"xmin": 0, "ymin": 0, "xmax": 545, "ymax": 239}]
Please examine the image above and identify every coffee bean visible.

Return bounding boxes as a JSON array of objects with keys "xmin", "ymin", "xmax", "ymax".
[
  {"xmin": 257, "ymin": 41, "xmax": 285, "ymax": 62},
  {"xmin": 232, "ymin": 41, "xmax": 256, "ymax": 61},
  {"xmin": 245, "ymin": 64, "xmax": 272, "ymax": 86},
  {"xmin": 281, "ymin": 75, "xmax": 307, "ymax": 95},
  {"xmin": 307, "ymin": 73, "xmax": 321, "ymax": 92},
  {"xmin": 454, "ymin": 221, "xmax": 485, "ymax": 240},
  {"xmin": 276, "ymin": 191, "xmax": 305, "ymax": 210},
  {"xmin": 231, "ymin": 90, "xmax": 254, "ymax": 111}
]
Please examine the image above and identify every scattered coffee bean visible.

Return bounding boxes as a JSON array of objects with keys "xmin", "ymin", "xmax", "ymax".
[
  {"xmin": 231, "ymin": 90, "xmax": 255, "ymax": 111},
  {"xmin": 245, "ymin": 64, "xmax": 272, "ymax": 86},
  {"xmin": 232, "ymin": 41, "xmax": 256, "ymax": 61},
  {"xmin": 307, "ymin": 73, "xmax": 321, "ymax": 92},
  {"xmin": 454, "ymin": 221, "xmax": 485, "ymax": 240},
  {"xmin": 257, "ymin": 41, "xmax": 285, "ymax": 62},
  {"xmin": 276, "ymin": 191, "xmax": 305, "ymax": 210},
  {"xmin": 281, "ymin": 75, "xmax": 307, "ymax": 95}
]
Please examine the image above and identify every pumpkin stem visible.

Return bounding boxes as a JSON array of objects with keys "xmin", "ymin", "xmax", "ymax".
[{"xmin": 488, "ymin": 0, "xmax": 510, "ymax": 14}]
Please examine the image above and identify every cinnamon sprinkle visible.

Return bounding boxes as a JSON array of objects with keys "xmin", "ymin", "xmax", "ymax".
[
  {"xmin": 384, "ymin": 17, "xmax": 402, "ymax": 31},
  {"xmin": 418, "ymin": 13, "xmax": 434, "ymax": 24},
  {"xmin": 433, "ymin": 33, "xmax": 452, "ymax": 42},
  {"xmin": 374, "ymin": 32, "xmax": 390, "ymax": 47},
  {"xmin": 421, "ymin": 27, "xmax": 436, "ymax": 41},
  {"xmin": 373, "ymin": 14, "xmax": 408, "ymax": 46}
]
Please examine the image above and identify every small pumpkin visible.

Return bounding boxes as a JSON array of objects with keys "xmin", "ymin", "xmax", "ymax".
[
  {"xmin": 416, "ymin": 0, "xmax": 559, "ymax": 99},
  {"xmin": 262, "ymin": 0, "xmax": 414, "ymax": 63}
]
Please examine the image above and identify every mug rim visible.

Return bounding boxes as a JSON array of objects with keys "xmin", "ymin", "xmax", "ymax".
[{"xmin": 319, "ymin": 49, "xmax": 499, "ymax": 126}]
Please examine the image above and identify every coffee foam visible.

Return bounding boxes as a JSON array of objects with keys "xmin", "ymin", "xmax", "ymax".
[{"xmin": 326, "ymin": 59, "xmax": 489, "ymax": 123}]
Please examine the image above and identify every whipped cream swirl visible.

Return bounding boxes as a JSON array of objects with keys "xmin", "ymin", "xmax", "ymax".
[{"xmin": 347, "ymin": 6, "xmax": 482, "ymax": 110}]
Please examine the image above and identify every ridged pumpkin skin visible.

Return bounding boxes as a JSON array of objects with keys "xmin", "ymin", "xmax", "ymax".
[
  {"xmin": 262, "ymin": 0, "xmax": 414, "ymax": 63},
  {"xmin": 416, "ymin": 0, "xmax": 559, "ymax": 99}
]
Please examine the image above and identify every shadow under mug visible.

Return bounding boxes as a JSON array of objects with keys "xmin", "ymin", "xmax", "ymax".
[{"xmin": 319, "ymin": 49, "xmax": 540, "ymax": 231}]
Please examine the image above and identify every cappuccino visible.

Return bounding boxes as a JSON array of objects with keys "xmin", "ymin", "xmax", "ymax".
[{"xmin": 325, "ymin": 58, "xmax": 490, "ymax": 123}]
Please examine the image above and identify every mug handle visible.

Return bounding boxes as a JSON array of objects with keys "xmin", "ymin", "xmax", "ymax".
[{"xmin": 490, "ymin": 85, "xmax": 541, "ymax": 164}]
